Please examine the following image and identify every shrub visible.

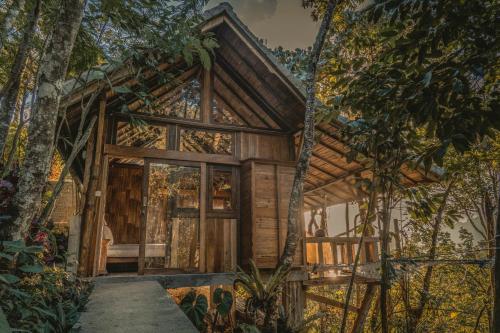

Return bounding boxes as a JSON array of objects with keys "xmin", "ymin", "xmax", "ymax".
[{"xmin": 0, "ymin": 240, "xmax": 92, "ymax": 332}]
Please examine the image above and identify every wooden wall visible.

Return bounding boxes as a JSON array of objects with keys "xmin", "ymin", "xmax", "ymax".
[
  {"xmin": 240, "ymin": 160, "xmax": 304, "ymax": 269},
  {"xmin": 105, "ymin": 164, "xmax": 143, "ymax": 244},
  {"xmin": 205, "ymin": 218, "xmax": 237, "ymax": 273},
  {"xmin": 240, "ymin": 132, "xmax": 292, "ymax": 161}
]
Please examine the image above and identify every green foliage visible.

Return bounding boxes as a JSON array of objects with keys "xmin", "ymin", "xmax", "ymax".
[
  {"xmin": 326, "ymin": 0, "xmax": 499, "ymax": 166},
  {"xmin": 234, "ymin": 260, "xmax": 290, "ymax": 332},
  {"xmin": 180, "ymin": 289, "xmax": 209, "ymax": 331},
  {"xmin": 272, "ymin": 47, "xmax": 311, "ymax": 82},
  {"xmin": 213, "ymin": 287, "xmax": 233, "ymax": 317},
  {"xmin": 0, "ymin": 240, "xmax": 91, "ymax": 332},
  {"xmin": 235, "ymin": 323, "xmax": 261, "ymax": 333}
]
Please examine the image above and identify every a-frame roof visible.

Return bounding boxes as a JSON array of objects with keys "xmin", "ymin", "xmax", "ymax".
[{"xmin": 60, "ymin": 3, "xmax": 439, "ymax": 210}]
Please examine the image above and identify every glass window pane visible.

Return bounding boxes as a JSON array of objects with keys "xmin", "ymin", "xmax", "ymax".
[
  {"xmin": 212, "ymin": 97, "xmax": 244, "ymax": 126},
  {"xmin": 146, "ymin": 76, "xmax": 201, "ymax": 120},
  {"xmin": 116, "ymin": 122, "xmax": 167, "ymax": 149},
  {"xmin": 179, "ymin": 129, "xmax": 232, "ymax": 155},
  {"xmin": 212, "ymin": 169, "xmax": 232, "ymax": 210},
  {"xmin": 145, "ymin": 163, "xmax": 200, "ymax": 271}
]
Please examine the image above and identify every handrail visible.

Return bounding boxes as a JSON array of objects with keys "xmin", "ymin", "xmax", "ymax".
[
  {"xmin": 305, "ymin": 236, "xmax": 379, "ymax": 243},
  {"xmin": 305, "ymin": 236, "xmax": 380, "ymax": 274}
]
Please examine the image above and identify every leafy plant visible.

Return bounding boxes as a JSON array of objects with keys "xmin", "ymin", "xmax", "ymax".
[
  {"xmin": 0, "ymin": 240, "xmax": 91, "ymax": 332},
  {"xmin": 235, "ymin": 323, "xmax": 261, "ymax": 333},
  {"xmin": 234, "ymin": 260, "xmax": 290, "ymax": 333},
  {"xmin": 180, "ymin": 289, "xmax": 209, "ymax": 331},
  {"xmin": 212, "ymin": 287, "xmax": 233, "ymax": 331}
]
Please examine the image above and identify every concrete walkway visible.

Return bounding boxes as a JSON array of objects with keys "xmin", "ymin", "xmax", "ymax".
[{"xmin": 76, "ymin": 280, "xmax": 197, "ymax": 333}]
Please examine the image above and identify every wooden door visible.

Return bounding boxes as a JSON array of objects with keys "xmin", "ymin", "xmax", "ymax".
[{"xmin": 139, "ymin": 159, "xmax": 201, "ymax": 274}]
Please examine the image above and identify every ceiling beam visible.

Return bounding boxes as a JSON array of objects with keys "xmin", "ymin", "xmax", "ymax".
[
  {"xmin": 215, "ymin": 50, "xmax": 292, "ymax": 131},
  {"xmin": 304, "ymin": 167, "xmax": 370, "ymax": 195}
]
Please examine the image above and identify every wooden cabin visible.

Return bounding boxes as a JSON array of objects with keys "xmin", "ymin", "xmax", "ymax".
[{"xmin": 57, "ymin": 3, "xmax": 434, "ymax": 325}]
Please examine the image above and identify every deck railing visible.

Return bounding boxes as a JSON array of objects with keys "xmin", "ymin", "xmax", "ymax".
[{"xmin": 306, "ymin": 236, "xmax": 380, "ymax": 275}]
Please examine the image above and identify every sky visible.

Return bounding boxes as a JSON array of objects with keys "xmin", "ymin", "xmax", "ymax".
[{"xmin": 205, "ymin": 0, "xmax": 320, "ymax": 50}]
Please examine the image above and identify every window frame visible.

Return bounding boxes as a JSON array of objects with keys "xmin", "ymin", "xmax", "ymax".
[
  {"xmin": 111, "ymin": 118, "xmax": 169, "ymax": 150},
  {"xmin": 207, "ymin": 165, "xmax": 239, "ymax": 218},
  {"xmin": 177, "ymin": 126, "xmax": 235, "ymax": 156}
]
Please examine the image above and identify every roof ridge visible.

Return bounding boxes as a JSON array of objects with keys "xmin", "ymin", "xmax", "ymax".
[{"xmin": 202, "ymin": 2, "xmax": 306, "ymax": 98}]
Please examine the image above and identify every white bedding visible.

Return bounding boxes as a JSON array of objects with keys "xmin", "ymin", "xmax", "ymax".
[{"xmin": 107, "ymin": 244, "xmax": 166, "ymax": 258}]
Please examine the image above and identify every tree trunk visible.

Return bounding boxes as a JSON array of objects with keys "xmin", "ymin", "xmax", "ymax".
[
  {"xmin": 493, "ymin": 173, "xmax": 500, "ymax": 333},
  {"xmin": 278, "ymin": 0, "xmax": 338, "ymax": 268},
  {"xmin": 408, "ymin": 182, "xmax": 454, "ymax": 332},
  {"xmin": 12, "ymin": 0, "xmax": 85, "ymax": 240},
  {"xmin": 340, "ymin": 188, "xmax": 377, "ymax": 333},
  {"xmin": 0, "ymin": 0, "xmax": 26, "ymax": 51},
  {"xmin": 0, "ymin": 0, "xmax": 41, "ymax": 155},
  {"xmin": 351, "ymin": 285, "xmax": 377, "ymax": 333},
  {"xmin": 379, "ymin": 184, "xmax": 392, "ymax": 333}
]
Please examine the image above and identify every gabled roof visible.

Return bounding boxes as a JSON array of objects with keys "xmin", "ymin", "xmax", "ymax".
[
  {"xmin": 61, "ymin": 3, "xmax": 305, "ymax": 108},
  {"xmin": 201, "ymin": 3, "xmax": 306, "ymax": 100},
  {"xmin": 59, "ymin": 3, "xmax": 440, "ymax": 208}
]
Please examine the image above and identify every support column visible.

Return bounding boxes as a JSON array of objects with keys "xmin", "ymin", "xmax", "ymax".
[
  {"xmin": 283, "ymin": 279, "xmax": 305, "ymax": 329},
  {"xmin": 78, "ymin": 95, "xmax": 106, "ymax": 276}
]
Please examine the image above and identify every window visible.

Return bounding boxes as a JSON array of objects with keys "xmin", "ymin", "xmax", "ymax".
[
  {"xmin": 211, "ymin": 169, "xmax": 233, "ymax": 210},
  {"xmin": 115, "ymin": 121, "xmax": 167, "ymax": 149},
  {"xmin": 208, "ymin": 166, "xmax": 238, "ymax": 216},
  {"xmin": 179, "ymin": 129, "xmax": 233, "ymax": 155},
  {"xmin": 212, "ymin": 97, "xmax": 245, "ymax": 126},
  {"xmin": 147, "ymin": 74, "xmax": 201, "ymax": 120}
]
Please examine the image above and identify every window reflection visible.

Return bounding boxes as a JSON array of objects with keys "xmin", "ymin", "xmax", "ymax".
[
  {"xmin": 212, "ymin": 169, "xmax": 232, "ymax": 210},
  {"xmin": 116, "ymin": 122, "xmax": 167, "ymax": 149},
  {"xmin": 179, "ymin": 129, "xmax": 232, "ymax": 155},
  {"xmin": 212, "ymin": 97, "xmax": 244, "ymax": 126},
  {"xmin": 147, "ymin": 76, "xmax": 201, "ymax": 120}
]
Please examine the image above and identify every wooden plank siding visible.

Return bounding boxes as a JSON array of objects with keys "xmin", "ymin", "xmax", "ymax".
[{"xmin": 240, "ymin": 160, "xmax": 303, "ymax": 269}]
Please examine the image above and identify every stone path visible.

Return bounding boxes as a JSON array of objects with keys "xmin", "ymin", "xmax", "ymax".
[{"xmin": 76, "ymin": 280, "xmax": 197, "ymax": 333}]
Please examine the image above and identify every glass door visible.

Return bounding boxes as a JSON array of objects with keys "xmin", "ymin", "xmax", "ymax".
[{"xmin": 140, "ymin": 160, "xmax": 200, "ymax": 274}]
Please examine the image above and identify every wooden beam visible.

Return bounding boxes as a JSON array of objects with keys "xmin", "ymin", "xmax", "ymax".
[
  {"xmin": 213, "ymin": 92, "xmax": 250, "ymax": 126},
  {"xmin": 305, "ymin": 292, "xmax": 360, "ymax": 313},
  {"xmin": 216, "ymin": 54, "xmax": 291, "ymax": 130},
  {"xmin": 104, "ymin": 144, "xmax": 240, "ymax": 165},
  {"xmin": 214, "ymin": 69, "xmax": 273, "ymax": 128},
  {"xmin": 125, "ymin": 66, "xmax": 200, "ymax": 113},
  {"xmin": 201, "ymin": 68, "xmax": 212, "ymax": 123},
  {"xmin": 111, "ymin": 112, "xmax": 287, "ymax": 136},
  {"xmin": 310, "ymin": 158, "xmax": 339, "ymax": 178},
  {"xmin": 351, "ymin": 285, "xmax": 377, "ymax": 333},
  {"xmin": 304, "ymin": 275, "xmax": 380, "ymax": 286},
  {"xmin": 78, "ymin": 95, "xmax": 106, "ymax": 276},
  {"xmin": 92, "ymin": 155, "xmax": 109, "ymax": 276},
  {"xmin": 199, "ymin": 163, "xmax": 207, "ymax": 272},
  {"xmin": 306, "ymin": 236, "xmax": 379, "ymax": 243},
  {"xmin": 304, "ymin": 167, "xmax": 370, "ymax": 195},
  {"xmin": 313, "ymin": 147, "xmax": 350, "ymax": 172},
  {"xmin": 212, "ymin": 17, "xmax": 305, "ymax": 103}
]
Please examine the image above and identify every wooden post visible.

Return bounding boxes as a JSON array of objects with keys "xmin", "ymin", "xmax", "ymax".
[
  {"xmin": 92, "ymin": 154, "xmax": 109, "ymax": 276},
  {"xmin": 78, "ymin": 95, "xmax": 106, "ymax": 276},
  {"xmin": 66, "ymin": 215, "xmax": 81, "ymax": 274},
  {"xmin": 199, "ymin": 162, "xmax": 207, "ymax": 272},
  {"xmin": 393, "ymin": 218, "xmax": 402, "ymax": 257},
  {"xmin": 201, "ymin": 68, "xmax": 212, "ymax": 123},
  {"xmin": 331, "ymin": 241, "xmax": 338, "ymax": 265},
  {"xmin": 138, "ymin": 161, "xmax": 149, "ymax": 275},
  {"xmin": 318, "ymin": 240, "xmax": 324, "ymax": 277},
  {"xmin": 275, "ymin": 164, "xmax": 282, "ymax": 256}
]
